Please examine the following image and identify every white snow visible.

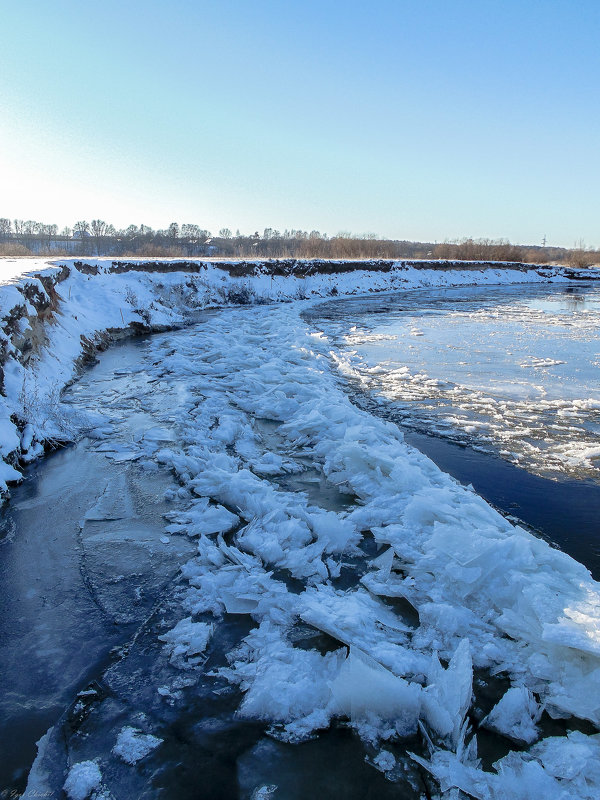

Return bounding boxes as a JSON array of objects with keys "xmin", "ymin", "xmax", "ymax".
[
  {"xmin": 63, "ymin": 760, "xmax": 102, "ymax": 800},
  {"xmin": 112, "ymin": 726, "xmax": 162, "ymax": 764}
]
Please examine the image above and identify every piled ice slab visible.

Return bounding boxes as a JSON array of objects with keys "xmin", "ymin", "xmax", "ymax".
[{"xmin": 134, "ymin": 301, "xmax": 600, "ymax": 798}]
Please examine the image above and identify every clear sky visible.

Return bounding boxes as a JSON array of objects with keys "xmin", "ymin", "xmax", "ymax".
[{"xmin": 1, "ymin": 0, "xmax": 598, "ymax": 247}]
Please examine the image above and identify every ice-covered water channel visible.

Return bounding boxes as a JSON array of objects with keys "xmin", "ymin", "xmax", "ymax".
[
  {"xmin": 306, "ymin": 282, "xmax": 600, "ymax": 579},
  {"xmin": 308, "ymin": 283, "xmax": 600, "ymax": 483},
  {"xmin": 2, "ymin": 284, "xmax": 600, "ymax": 799}
]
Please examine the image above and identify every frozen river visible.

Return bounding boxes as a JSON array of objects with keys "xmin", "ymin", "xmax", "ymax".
[
  {"xmin": 307, "ymin": 283, "xmax": 600, "ymax": 483},
  {"xmin": 307, "ymin": 283, "xmax": 600, "ymax": 577},
  {"xmin": 2, "ymin": 283, "xmax": 600, "ymax": 799}
]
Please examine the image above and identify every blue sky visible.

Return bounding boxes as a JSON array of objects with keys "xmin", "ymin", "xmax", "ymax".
[{"xmin": 1, "ymin": 0, "xmax": 598, "ymax": 247}]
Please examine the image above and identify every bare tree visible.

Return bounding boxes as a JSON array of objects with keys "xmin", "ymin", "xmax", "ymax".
[
  {"xmin": 73, "ymin": 220, "xmax": 91, "ymax": 255},
  {"xmin": 90, "ymin": 219, "xmax": 108, "ymax": 238},
  {"xmin": 73, "ymin": 220, "xmax": 90, "ymax": 237},
  {"xmin": 0, "ymin": 218, "xmax": 11, "ymax": 241},
  {"xmin": 90, "ymin": 219, "xmax": 109, "ymax": 255},
  {"xmin": 181, "ymin": 223, "xmax": 200, "ymax": 240}
]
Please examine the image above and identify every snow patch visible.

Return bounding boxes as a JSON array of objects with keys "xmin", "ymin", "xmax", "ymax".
[
  {"xmin": 63, "ymin": 761, "xmax": 102, "ymax": 800},
  {"xmin": 113, "ymin": 726, "xmax": 162, "ymax": 764}
]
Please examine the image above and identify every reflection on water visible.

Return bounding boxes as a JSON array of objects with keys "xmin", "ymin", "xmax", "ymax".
[{"xmin": 527, "ymin": 286, "xmax": 595, "ymax": 313}]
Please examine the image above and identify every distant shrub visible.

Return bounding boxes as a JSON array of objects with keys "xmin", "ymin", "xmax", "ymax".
[
  {"xmin": 226, "ymin": 285, "xmax": 256, "ymax": 304},
  {"xmin": 134, "ymin": 244, "xmax": 185, "ymax": 257},
  {"xmin": 0, "ymin": 243, "xmax": 32, "ymax": 256},
  {"xmin": 568, "ymin": 249, "xmax": 597, "ymax": 268},
  {"xmin": 433, "ymin": 238, "xmax": 523, "ymax": 263}
]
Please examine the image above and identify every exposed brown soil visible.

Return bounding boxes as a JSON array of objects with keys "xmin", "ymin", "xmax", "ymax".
[{"xmin": 70, "ymin": 258, "xmax": 544, "ymax": 279}]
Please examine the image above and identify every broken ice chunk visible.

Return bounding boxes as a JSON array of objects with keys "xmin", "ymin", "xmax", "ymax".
[
  {"xmin": 221, "ymin": 592, "xmax": 261, "ymax": 614},
  {"xmin": 106, "ymin": 450, "xmax": 142, "ymax": 463},
  {"xmin": 250, "ymin": 452, "xmax": 285, "ymax": 475},
  {"xmin": 530, "ymin": 729, "xmax": 600, "ymax": 781},
  {"xmin": 542, "ymin": 600, "xmax": 600, "ymax": 658},
  {"xmin": 421, "ymin": 639, "xmax": 473, "ymax": 748},
  {"xmin": 140, "ymin": 426, "xmax": 175, "ymax": 443},
  {"xmin": 482, "ymin": 686, "xmax": 541, "ymax": 744},
  {"xmin": 370, "ymin": 546, "xmax": 395, "ymax": 578},
  {"xmin": 232, "ymin": 622, "xmax": 343, "ymax": 741},
  {"xmin": 307, "ymin": 510, "xmax": 359, "ymax": 554},
  {"xmin": 158, "ymin": 617, "xmax": 214, "ymax": 666},
  {"xmin": 113, "ymin": 726, "xmax": 162, "ymax": 765},
  {"xmin": 330, "ymin": 647, "xmax": 421, "ymax": 736},
  {"xmin": 63, "ymin": 761, "xmax": 102, "ymax": 800},
  {"xmin": 372, "ymin": 749, "xmax": 396, "ymax": 773},
  {"xmin": 165, "ymin": 498, "xmax": 239, "ymax": 536},
  {"xmin": 250, "ymin": 786, "xmax": 277, "ymax": 800}
]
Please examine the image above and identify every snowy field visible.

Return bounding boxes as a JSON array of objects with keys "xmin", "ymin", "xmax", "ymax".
[{"xmin": 0, "ymin": 258, "xmax": 599, "ymax": 798}]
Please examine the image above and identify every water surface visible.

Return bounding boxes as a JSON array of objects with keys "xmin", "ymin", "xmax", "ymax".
[
  {"xmin": 306, "ymin": 282, "xmax": 600, "ymax": 577},
  {"xmin": 307, "ymin": 283, "xmax": 600, "ymax": 482}
]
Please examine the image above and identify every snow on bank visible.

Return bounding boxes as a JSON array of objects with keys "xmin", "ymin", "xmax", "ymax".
[{"xmin": 0, "ymin": 256, "xmax": 592, "ymax": 495}]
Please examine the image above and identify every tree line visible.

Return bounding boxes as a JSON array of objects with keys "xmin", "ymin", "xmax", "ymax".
[{"xmin": 0, "ymin": 217, "xmax": 597, "ymax": 266}]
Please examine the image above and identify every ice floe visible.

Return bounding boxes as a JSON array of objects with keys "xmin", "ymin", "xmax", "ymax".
[
  {"xmin": 63, "ymin": 760, "xmax": 103, "ymax": 800},
  {"xmin": 112, "ymin": 726, "xmax": 162, "ymax": 764}
]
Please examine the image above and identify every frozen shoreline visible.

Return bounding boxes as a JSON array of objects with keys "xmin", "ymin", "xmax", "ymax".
[
  {"xmin": 0, "ymin": 256, "xmax": 595, "ymax": 496},
  {"xmin": 1, "ymin": 257, "xmax": 599, "ymax": 798}
]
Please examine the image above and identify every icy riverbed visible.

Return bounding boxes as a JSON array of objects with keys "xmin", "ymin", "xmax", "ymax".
[
  {"xmin": 0, "ymin": 338, "xmax": 197, "ymax": 791},
  {"xmin": 14, "ymin": 297, "xmax": 600, "ymax": 800}
]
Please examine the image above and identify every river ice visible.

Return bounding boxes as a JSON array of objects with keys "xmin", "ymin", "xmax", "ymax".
[
  {"xmin": 23, "ymin": 295, "xmax": 600, "ymax": 799},
  {"xmin": 308, "ymin": 284, "xmax": 600, "ymax": 483}
]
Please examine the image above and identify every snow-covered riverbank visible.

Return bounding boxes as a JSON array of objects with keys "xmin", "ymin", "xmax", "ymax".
[
  {"xmin": 3, "ymin": 258, "xmax": 597, "ymax": 799},
  {"xmin": 0, "ymin": 257, "xmax": 593, "ymax": 495}
]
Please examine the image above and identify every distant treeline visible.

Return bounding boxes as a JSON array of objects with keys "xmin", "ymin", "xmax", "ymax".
[{"xmin": 0, "ymin": 218, "xmax": 597, "ymax": 266}]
